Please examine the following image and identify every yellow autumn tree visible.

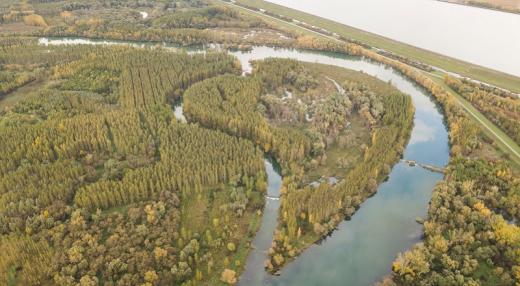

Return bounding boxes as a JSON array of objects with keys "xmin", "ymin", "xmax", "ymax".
[
  {"xmin": 220, "ymin": 269, "xmax": 237, "ymax": 285},
  {"xmin": 24, "ymin": 14, "xmax": 47, "ymax": 27}
]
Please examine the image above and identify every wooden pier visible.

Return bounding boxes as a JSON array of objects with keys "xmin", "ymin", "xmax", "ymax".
[{"xmin": 402, "ymin": 160, "xmax": 445, "ymax": 174}]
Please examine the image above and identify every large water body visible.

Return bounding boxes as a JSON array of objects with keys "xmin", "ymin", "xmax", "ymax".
[
  {"xmin": 40, "ymin": 38, "xmax": 450, "ymax": 285},
  {"xmin": 267, "ymin": 0, "xmax": 520, "ymax": 77}
]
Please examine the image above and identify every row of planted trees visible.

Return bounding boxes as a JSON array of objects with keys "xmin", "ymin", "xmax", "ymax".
[
  {"xmin": 53, "ymin": 46, "xmax": 241, "ymax": 108},
  {"xmin": 183, "ymin": 74, "xmax": 313, "ymax": 167},
  {"xmin": 445, "ymin": 75, "xmax": 520, "ymax": 146},
  {"xmin": 0, "ymin": 43, "xmax": 269, "ymax": 285}
]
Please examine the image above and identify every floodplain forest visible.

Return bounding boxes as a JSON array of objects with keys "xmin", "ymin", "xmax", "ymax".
[{"xmin": 0, "ymin": 0, "xmax": 519, "ymax": 286}]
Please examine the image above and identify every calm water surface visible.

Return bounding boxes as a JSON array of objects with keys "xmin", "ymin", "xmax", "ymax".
[
  {"xmin": 267, "ymin": 0, "xmax": 520, "ymax": 77},
  {"xmin": 231, "ymin": 47, "xmax": 449, "ymax": 286},
  {"xmin": 40, "ymin": 38, "xmax": 450, "ymax": 286},
  {"xmin": 240, "ymin": 159, "xmax": 282, "ymax": 285}
]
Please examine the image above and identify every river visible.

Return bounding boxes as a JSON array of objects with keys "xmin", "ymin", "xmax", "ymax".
[
  {"xmin": 39, "ymin": 37, "xmax": 449, "ymax": 286},
  {"xmin": 266, "ymin": 0, "xmax": 520, "ymax": 77},
  {"xmin": 231, "ymin": 47, "xmax": 449, "ymax": 286},
  {"xmin": 240, "ymin": 158, "xmax": 283, "ymax": 285}
]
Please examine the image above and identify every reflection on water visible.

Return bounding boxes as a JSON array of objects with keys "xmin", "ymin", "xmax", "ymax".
[
  {"xmin": 270, "ymin": 165, "xmax": 442, "ymax": 286},
  {"xmin": 409, "ymin": 119, "xmax": 436, "ymax": 145},
  {"xmin": 228, "ymin": 46, "xmax": 448, "ymax": 286}
]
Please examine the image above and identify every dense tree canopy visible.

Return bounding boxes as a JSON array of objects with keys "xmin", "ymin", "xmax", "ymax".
[
  {"xmin": 184, "ymin": 74, "xmax": 313, "ymax": 167},
  {"xmin": 0, "ymin": 43, "xmax": 266, "ymax": 286},
  {"xmin": 183, "ymin": 58, "xmax": 414, "ymax": 272},
  {"xmin": 266, "ymin": 73, "xmax": 413, "ymax": 272},
  {"xmin": 445, "ymin": 75, "xmax": 520, "ymax": 146},
  {"xmin": 0, "ymin": 0, "xmax": 518, "ymax": 284}
]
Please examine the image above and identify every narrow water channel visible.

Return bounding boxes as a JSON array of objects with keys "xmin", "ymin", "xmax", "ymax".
[
  {"xmin": 172, "ymin": 97, "xmax": 187, "ymax": 123},
  {"xmin": 40, "ymin": 38, "xmax": 450, "ymax": 286},
  {"xmin": 240, "ymin": 159, "xmax": 282, "ymax": 285}
]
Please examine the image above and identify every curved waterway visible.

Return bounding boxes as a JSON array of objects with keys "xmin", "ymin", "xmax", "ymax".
[{"xmin": 39, "ymin": 37, "xmax": 450, "ymax": 285}]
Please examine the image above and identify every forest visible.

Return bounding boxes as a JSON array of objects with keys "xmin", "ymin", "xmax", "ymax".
[
  {"xmin": 0, "ymin": 40, "xmax": 268, "ymax": 285},
  {"xmin": 0, "ymin": 35, "xmax": 413, "ymax": 285},
  {"xmin": 445, "ymin": 75, "xmax": 520, "ymax": 146},
  {"xmin": 0, "ymin": 0, "xmax": 296, "ymax": 47},
  {"xmin": 0, "ymin": 0, "xmax": 519, "ymax": 285},
  {"xmin": 184, "ymin": 58, "xmax": 414, "ymax": 271}
]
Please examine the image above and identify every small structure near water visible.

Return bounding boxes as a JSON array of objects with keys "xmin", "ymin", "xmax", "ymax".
[
  {"xmin": 403, "ymin": 160, "xmax": 445, "ymax": 174},
  {"xmin": 309, "ymin": 176, "xmax": 339, "ymax": 189}
]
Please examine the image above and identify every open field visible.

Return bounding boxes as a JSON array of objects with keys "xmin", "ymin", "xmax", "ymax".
[{"xmin": 218, "ymin": 0, "xmax": 520, "ymax": 93}]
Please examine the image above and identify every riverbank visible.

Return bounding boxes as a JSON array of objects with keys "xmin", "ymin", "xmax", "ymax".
[
  {"xmin": 216, "ymin": 0, "xmax": 520, "ymax": 93},
  {"xmin": 436, "ymin": 0, "xmax": 520, "ymax": 14},
  {"xmin": 216, "ymin": 0, "xmax": 520, "ymax": 167},
  {"xmin": 427, "ymin": 75, "xmax": 520, "ymax": 167},
  {"xmin": 2, "ymin": 3, "xmax": 518, "ymax": 284},
  {"xmin": 1, "ymin": 37, "xmax": 428, "ymax": 285},
  {"xmin": 227, "ymin": 45, "xmax": 439, "ymax": 286},
  {"xmin": 6, "ymin": 32, "xmax": 517, "ymax": 285}
]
